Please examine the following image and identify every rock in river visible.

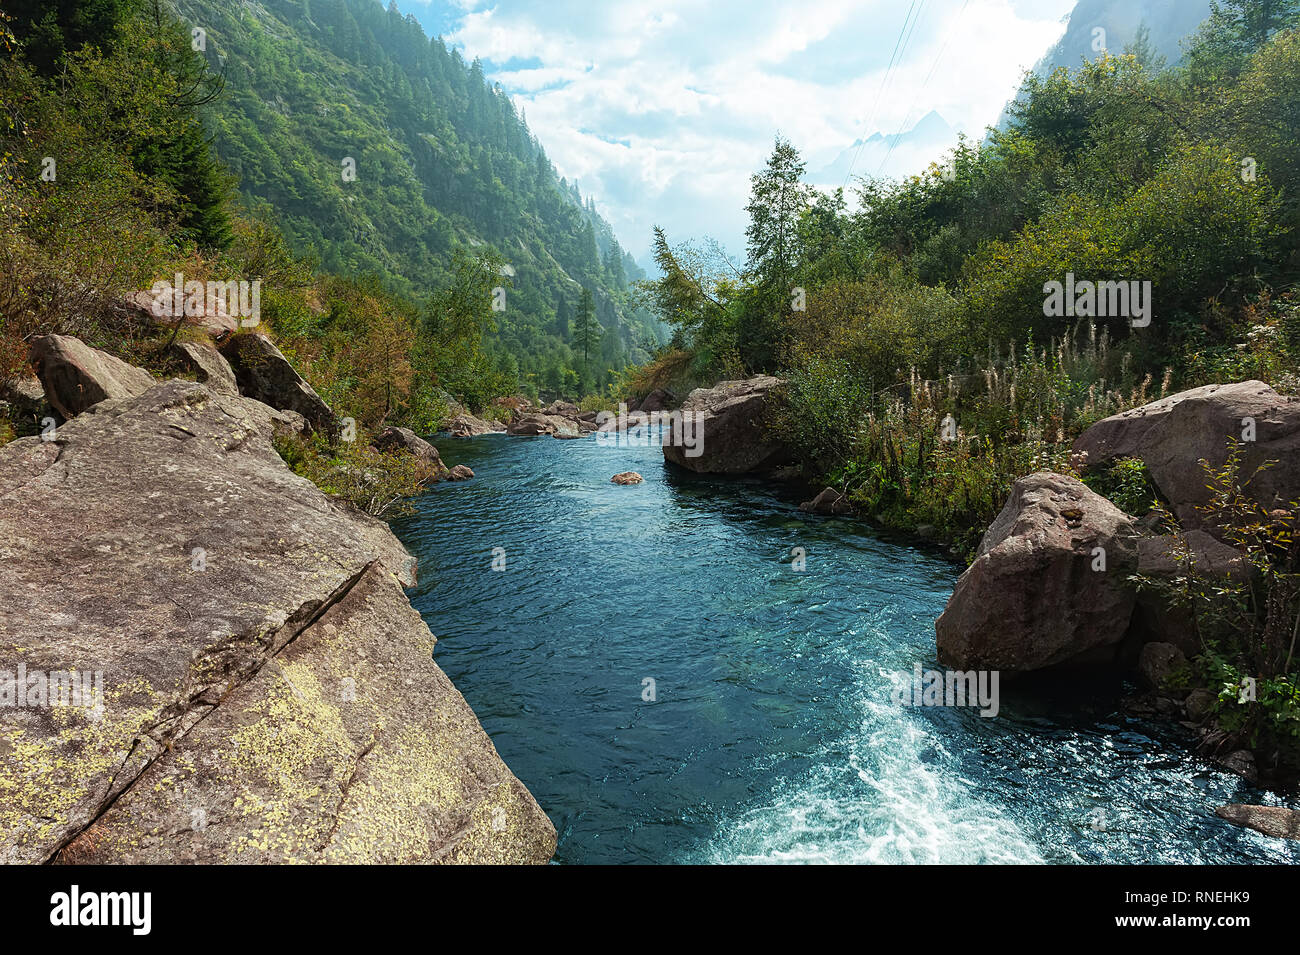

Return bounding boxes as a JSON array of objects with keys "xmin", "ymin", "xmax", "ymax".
[
  {"xmin": 1216, "ymin": 803, "xmax": 1300, "ymax": 840},
  {"xmin": 662, "ymin": 375, "xmax": 790, "ymax": 474},
  {"xmin": 936, "ymin": 472, "xmax": 1140, "ymax": 672}
]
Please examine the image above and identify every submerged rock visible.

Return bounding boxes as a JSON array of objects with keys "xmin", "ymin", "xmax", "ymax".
[
  {"xmin": 0, "ymin": 380, "xmax": 554, "ymax": 864},
  {"xmin": 611, "ymin": 471, "xmax": 643, "ymax": 485},
  {"xmin": 662, "ymin": 375, "xmax": 789, "ymax": 474},
  {"xmin": 936, "ymin": 472, "xmax": 1139, "ymax": 672},
  {"xmin": 446, "ymin": 464, "xmax": 475, "ymax": 481},
  {"xmin": 800, "ymin": 487, "xmax": 851, "ymax": 515},
  {"xmin": 28, "ymin": 334, "xmax": 156, "ymax": 419}
]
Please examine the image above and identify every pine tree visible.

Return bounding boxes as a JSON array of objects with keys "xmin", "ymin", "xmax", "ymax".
[
  {"xmin": 572, "ymin": 286, "xmax": 602, "ymax": 377},
  {"xmin": 7, "ymin": 0, "xmax": 140, "ymax": 75},
  {"xmin": 741, "ymin": 135, "xmax": 809, "ymax": 369}
]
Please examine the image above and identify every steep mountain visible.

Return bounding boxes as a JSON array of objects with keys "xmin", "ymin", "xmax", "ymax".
[
  {"xmin": 995, "ymin": 0, "xmax": 1215, "ymax": 128},
  {"xmin": 1035, "ymin": 0, "xmax": 1214, "ymax": 70},
  {"xmin": 173, "ymin": 0, "xmax": 663, "ymax": 393}
]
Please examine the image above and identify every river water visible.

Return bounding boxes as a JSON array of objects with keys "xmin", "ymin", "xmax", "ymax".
[{"xmin": 391, "ymin": 432, "xmax": 1298, "ymax": 865}]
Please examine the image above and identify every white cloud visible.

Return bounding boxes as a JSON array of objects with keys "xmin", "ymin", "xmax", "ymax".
[{"xmin": 410, "ymin": 0, "xmax": 1075, "ymax": 263}]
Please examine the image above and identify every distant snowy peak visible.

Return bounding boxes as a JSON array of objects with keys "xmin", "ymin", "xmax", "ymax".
[{"xmin": 811, "ymin": 110, "xmax": 958, "ymax": 187}]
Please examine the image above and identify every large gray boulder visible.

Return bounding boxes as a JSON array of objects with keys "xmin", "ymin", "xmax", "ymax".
[
  {"xmin": 508, "ymin": 412, "xmax": 581, "ymax": 438},
  {"xmin": 170, "ymin": 340, "xmax": 239, "ymax": 395},
  {"xmin": 0, "ymin": 380, "xmax": 555, "ymax": 864},
  {"xmin": 632, "ymin": 388, "xmax": 677, "ymax": 413},
  {"xmin": 219, "ymin": 333, "xmax": 337, "ymax": 436},
  {"xmin": 1073, "ymin": 381, "xmax": 1300, "ymax": 527},
  {"xmin": 123, "ymin": 289, "xmax": 241, "ymax": 340},
  {"xmin": 28, "ymin": 335, "xmax": 156, "ymax": 419},
  {"xmin": 373, "ymin": 426, "xmax": 443, "ymax": 470},
  {"xmin": 662, "ymin": 375, "xmax": 789, "ymax": 474},
  {"xmin": 936, "ymin": 472, "xmax": 1140, "ymax": 672}
]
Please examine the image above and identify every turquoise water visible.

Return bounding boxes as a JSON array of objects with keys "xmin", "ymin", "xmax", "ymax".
[{"xmin": 391, "ymin": 432, "xmax": 1298, "ymax": 865}]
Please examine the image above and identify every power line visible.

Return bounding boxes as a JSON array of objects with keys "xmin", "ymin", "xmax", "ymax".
[
  {"xmin": 874, "ymin": 0, "xmax": 971, "ymax": 179},
  {"xmin": 840, "ymin": 0, "xmax": 921, "ymax": 190}
]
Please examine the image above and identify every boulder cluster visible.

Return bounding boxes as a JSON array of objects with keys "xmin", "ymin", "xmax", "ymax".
[
  {"xmin": 0, "ymin": 325, "xmax": 555, "ymax": 864},
  {"xmin": 937, "ymin": 380, "xmax": 1300, "ymax": 679},
  {"xmin": 934, "ymin": 381, "xmax": 1300, "ymax": 810}
]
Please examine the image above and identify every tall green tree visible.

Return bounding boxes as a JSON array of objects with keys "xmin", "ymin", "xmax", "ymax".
[
  {"xmin": 572, "ymin": 285, "xmax": 602, "ymax": 381},
  {"xmin": 741, "ymin": 135, "xmax": 809, "ymax": 369},
  {"xmin": 1186, "ymin": 0, "xmax": 1300, "ymax": 83},
  {"xmin": 6, "ymin": 0, "xmax": 141, "ymax": 74}
]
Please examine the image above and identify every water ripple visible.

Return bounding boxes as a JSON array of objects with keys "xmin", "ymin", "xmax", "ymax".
[{"xmin": 391, "ymin": 432, "xmax": 1299, "ymax": 865}]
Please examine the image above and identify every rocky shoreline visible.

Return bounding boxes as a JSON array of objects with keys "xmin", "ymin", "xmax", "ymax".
[
  {"xmin": 6, "ymin": 340, "xmax": 1297, "ymax": 856},
  {"xmin": 645, "ymin": 374, "xmax": 1300, "ymax": 841},
  {"xmin": 1, "ymin": 333, "xmax": 555, "ymax": 863}
]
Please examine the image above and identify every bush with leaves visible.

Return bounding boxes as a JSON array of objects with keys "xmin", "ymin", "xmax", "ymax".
[
  {"xmin": 273, "ymin": 431, "xmax": 441, "ymax": 518},
  {"xmin": 1133, "ymin": 441, "xmax": 1300, "ymax": 775},
  {"xmin": 1081, "ymin": 457, "xmax": 1161, "ymax": 516}
]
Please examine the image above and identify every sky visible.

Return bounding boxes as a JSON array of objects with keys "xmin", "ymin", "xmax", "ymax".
[{"xmin": 394, "ymin": 0, "xmax": 1078, "ymax": 266}]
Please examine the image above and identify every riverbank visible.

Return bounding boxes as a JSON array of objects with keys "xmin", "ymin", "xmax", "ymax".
[
  {"xmin": 617, "ymin": 375, "xmax": 1300, "ymax": 802},
  {"xmin": 0, "ymin": 333, "xmax": 556, "ymax": 864}
]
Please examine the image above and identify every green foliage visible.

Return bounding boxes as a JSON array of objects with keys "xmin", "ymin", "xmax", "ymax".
[
  {"xmin": 0, "ymin": 8, "xmax": 180, "ymax": 374},
  {"xmin": 768, "ymin": 356, "xmax": 871, "ymax": 470},
  {"xmin": 572, "ymin": 285, "xmax": 602, "ymax": 386},
  {"xmin": 171, "ymin": 0, "xmax": 663, "ymax": 396},
  {"xmin": 961, "ymin": 143, "xmax": 1283, "ymax": 348},
  {"xmin": 1185, "ymin": 0, "xmax": 1300, "ymax": 85},
  {"xmin": 634, "ymin": 4, "xmax": 1300, "ymax": 567},
  {"xmin": 741, "ymin": 135, "xmax": 810, "ymax": 368},
  {"xmin": 273, "ymin": 430, "xmax": 439, "ymax": 517},
  {"xmin": 838, "ymin": 393, "xmax": 1074, "ymax": 559},
  {"xmin": 1204, "ymin": 654, "xmax": 1300, "ymax": 751},
  {"xmin": 1134, "ymin": 443, "xmax": 1300, "ymax": 766},
  {"xmin": 6, "ymin": 0, "xmax": 142, "ymax": 74},
  {"xmin": 1081, "ymin": 457, "xmax": 1160, "ymax": 516}
]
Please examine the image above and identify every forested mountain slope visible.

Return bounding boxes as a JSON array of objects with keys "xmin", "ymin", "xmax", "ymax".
[{"xmin": 175, "ymin": 0, "xmax": 662, "ymax": 393}]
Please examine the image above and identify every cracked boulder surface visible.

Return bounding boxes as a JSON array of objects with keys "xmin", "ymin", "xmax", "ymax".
[{"xmin": 0, "ymin": 379, "xmax": 556, "ymax": 864}]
